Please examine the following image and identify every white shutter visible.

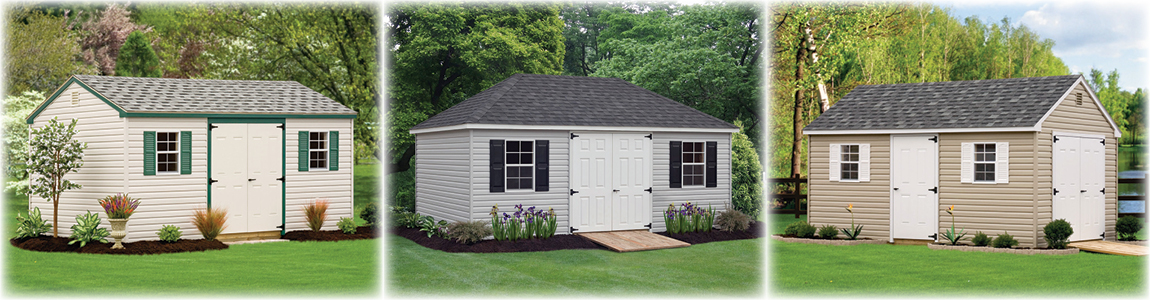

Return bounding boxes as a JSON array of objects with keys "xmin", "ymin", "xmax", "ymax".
[
  {"xmin": 961, "ymin": 142, "xmax": 973, "ymax": 183},
  {"xmin": 859, "ymin": 144, "xmax": 871, "ymax": 182},
  {"xmin": 829, "ymin": 144, "xmax": 840, "ymax": 182},
  {"xmin": 996, "ymin": 142, "xmax": 1009, "ymax": 183}
]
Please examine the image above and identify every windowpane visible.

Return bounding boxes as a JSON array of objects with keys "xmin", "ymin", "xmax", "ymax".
[
  {"xmin": 683, "ymin": 153, "xmax": 693, "ymax": 163},
  {"xmin": 507, "ymin": 179, "xmax": 519, "ymax": 189},
  {"xmin": 985, "ymin": 173, "xmax": 995, "ymax": 181},
  {"xmin": 984, "ymin": 144, "xmax": 995, "ymax": 152},
  {"xmin": 508, "ymin": 167, "xmax": 519, "ymax": 177},
  {"xmin": 684, "ymin": 142, "xmax": 693, "ymax": 152},
  {"xmin": 520, "ymin": 166, "xmax": 533, "ymax": 176},
  {"xmin": 521, "ymin": 141, "xmax": 532, "ymax": 149},
  {"xmin": 520, "ymin": 178, "xmax": 532, "ymax": 188},
  {"xmin": 316, "ymin": 159, "xmax": 326, "ymax": 168},
  {"xmin": 521, "ymin": 153, "xmax": 532, "ymax": 164},
  {"xmin": 985, "ymin": 153, "xmax": 995, "ymax": 162},
  {"xmin": 849, "ymin": 145, "xmax": 859, "ymax": 152},
  {"xmin": 506, "ymin": 153, "xmax": 519, "ymax": 164},
  {"xmin": 311, "ymin": 160, "xmax": 319, "ymax": 168},
  {"xmin": 311, "ymin": 152, "xmax": 319, "ymax": 160},
  {"xmin": 507, "ymin": 141, "xmax": 519, "ymax": 152},
  {"xmin": 695, "ymin": 153, "xmax": 703, "ymax": 162},
  {"xmin": 975, "ymin": 144, "xmax": 984, "ymax": 152},
  {"xmin": 158, "ymin": 142, "xmax": 168, "ymax": 152},
  {"xmin": 311, "ymin": 132, "xmax": 321, "ymax": 141},
  {"xmin": 975, "ymin": 164, "xmax": 985, "ymax": 172},
  {"xmin": 985, "ymin": 164, "xmax": 995, "ymax": 172}
]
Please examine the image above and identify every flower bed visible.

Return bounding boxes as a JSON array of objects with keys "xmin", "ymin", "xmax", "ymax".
[
  {"xmin": 282, "ymin": 226, "xmax": 379, "ymax": 242},
  {"xmin": 391, "ymin": 226, "xmax": 605, "ymax": 253},
  {"xmin": 9, "ymin": 235, "xmax": 227, "ymax": 255},
  {"xmin": 771, "ymin": 234, "xmax": 886, "ymax": 246},
  {"xmin": 658, "ymin": 221, "xmax": 765, "ymax": 244},
  {"xmin": 927, "ymin": 243, "xmax": 1079, "ymax": 255}
]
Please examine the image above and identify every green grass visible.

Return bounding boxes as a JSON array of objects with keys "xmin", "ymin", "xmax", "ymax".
[
  {"xmin": 770, "ymin": 215, "xmax": 1146, "ymax": 296},
  {"xmin": 387, "ymin": 235, "xmax": 762, "ymax": 296}
]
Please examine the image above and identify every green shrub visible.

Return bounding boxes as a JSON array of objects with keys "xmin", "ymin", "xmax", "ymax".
[
  {"xmin": 992, "ymin": 232, "xmax": 1019, "ymax": 248},
  {"xmin": 817, "ymin": 224, "xmax": 838, "ymax": 239},
  {"xmin": 157, "ymin": 225, "xmax": 182, "ymax": 242},
  {"xmin": 337, "ymin": 217, "xmax": 357, "ymax": 234},
  {"xmin": 1116, "ymin": 216, "xmax": 1143, "ymax": 241},
  {"xmin": 1044, "ymin": 219, "xmax": 1074, "ymax": 249},
  {"xmin": 448, "ymin": 220, "xmax": 493, "ymax": 244},
  {"xmin": 731, "ymin": 121, "xmax": 762, "ymax": 219},
  {"xmin": 785, "ymin": 221, "xmax": 816, "ymax": 238},
  {"xmin": 971, "ymin": 231, "xmax": 991, "ymax": 246},
  {"xmin": 396, "ymin": 212, "xmax": 422, "ymax": 228},
  {"xmin": 359, "ymin": 202, "xmax": 379, "ymax": 226},
  {"xmin": 69, "ymin": 211, "xmax": 109, "ymax": 247},
  {"xmin": 715, "ymin": 209, "xmax": 752, "ymax": 232},
  {"xmin": 15, "ymin": 207, "xmax": 52, "ymax": 239}
]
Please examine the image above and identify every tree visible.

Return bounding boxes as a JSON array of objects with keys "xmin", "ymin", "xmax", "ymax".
[
  {"xmin": 114, "ymin": 30, "xmax": 162, "ymax": 77},
  {"xmin": 78, "ymin": 4, "xmax": 151, "ymax": 75},
  {"xmin": 6, "ymin": 8, "xmax": 93, "ymax": 93},
  {"xmin": 27, "ymin": 117, "xmax": 88, "ymax": 238},
  {"xmin": 731, "ymin": 120, "xmax": 762, "ymax": 219},
  {"xmin": 4, "ymin": 91, "xmax": 46, "ymax": 195}
]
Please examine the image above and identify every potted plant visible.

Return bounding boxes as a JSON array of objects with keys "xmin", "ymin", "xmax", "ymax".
[{"xmin": 98, "ymin": 193, "xmax": 140, "ymax": 249}]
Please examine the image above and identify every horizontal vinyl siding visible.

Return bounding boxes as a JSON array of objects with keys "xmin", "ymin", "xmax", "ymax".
[
  {"xmin": 808, "ymin": 135, "xmax": 890, "ymax": 240},
  {"xmin": 414, "ymin": 130, "xmax": 471, "ymax": 223},
  {"xmin": 470, "ymin": 130, "xmax": 570, "ymax": 230},
  {"xmin": 285, "ymin": 119, "xmax": 354, "ymax": 232},
  {"xmin": 124, "ymin": 117, "xmax": 208, "ymax": 241},
  {"xmin": 652, "ymin": 132, "xmax": 731, "ymax": 232},
  {"xmin": 939, "ymin": 132, "xmax": 1039, "ymax": 247}
]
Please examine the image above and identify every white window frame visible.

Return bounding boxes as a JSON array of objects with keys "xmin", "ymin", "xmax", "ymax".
[
  {"xmin": 840, "ymin": 144, "xmax": 860, "ymax": 181},
  {"xmin": 682, "ymin": 141, "xmax": 706, "ymax": 186},
  {"xmin": 156, "ymin": 131, "xmax": 180, "ymax": 175},
  {"xmin": 309, "ymin": 131, "xmax": 329, "ymax": 171},
  {"xmin": 974, "ymin": 143, "xmax": 996, "ymax": 182},
  {"xmin": 505, "ymin": 140, "xmax": 534, "ymax": 191}
]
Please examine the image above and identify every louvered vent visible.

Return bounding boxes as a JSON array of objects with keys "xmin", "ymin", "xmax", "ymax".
[
  {"xmin": 71, "ymin": 92, "xmax": 79, "ymax": 106},
  {"xmin": 1076, "ymin": 93, "xmax": 1082, "ymax": 105}
]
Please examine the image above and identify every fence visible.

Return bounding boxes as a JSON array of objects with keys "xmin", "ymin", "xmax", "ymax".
[
  {"xmin": 769, "ymin": 177, "xmax": 806, "ymax": 218},
  {"xmin": 1118, "ymin": 178, "xmax": 1145, "ymax": 219}
]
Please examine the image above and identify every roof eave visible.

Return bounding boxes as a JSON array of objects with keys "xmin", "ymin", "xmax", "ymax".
[
  {"xmin": 410, "ymin": 123, "xmax": 739, "ymax": 135},
  {"xmin": 1032, "ymin": 76, "xmax": 1122, "ymax": 138},
  {"xmin": 804, "ymin": 126, "xmax": 1040, "ymax": 135}
]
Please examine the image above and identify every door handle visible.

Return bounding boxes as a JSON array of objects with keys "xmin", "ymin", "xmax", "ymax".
[
  {"xmin": 613, "ymin": 189, "xmax": 620, "ymax": 192},
  {"xmin": 1080, "ymin": 190, "xmax": 1087, "ymax": 193},
  {"xmin": 893, "ymin": 187, "xmax": 899, "ymax": 191},
  {"xmin": 249, "ymin": 178, "xmax": 256, "ymax": 181}
]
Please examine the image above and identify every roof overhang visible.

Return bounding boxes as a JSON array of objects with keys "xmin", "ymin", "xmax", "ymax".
[
  {"xmin": 410, "ymin": 123, "xmax": 739, "ymax": 135},
  {"xmin": 1033, "ymin": 76, "xmax": 1123, "ymax": 137},
  {"xmin": 804, "ymin": 126, "xmax": 1040, "ymax": 135}
]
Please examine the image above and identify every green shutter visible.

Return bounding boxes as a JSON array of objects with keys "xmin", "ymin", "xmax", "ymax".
[
  {"xmin": 329, "ymin": 131, "xmax": 339, "ymax": 171},
  {"xmin": 143, "ymin": 131, "xmax": 156, "ymax": 175},
  {"xmin": 180, "ymin": 131, "xmax": 192, "ymax": 174},
  {"xmin": 298, "ymin": 131, "xmax": 309, "ymax": 171}
]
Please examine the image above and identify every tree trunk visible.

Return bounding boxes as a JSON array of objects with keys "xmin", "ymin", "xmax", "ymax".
[{"xmin": 793, "ymin": 29, "xmax": 806, "ymax": 180}]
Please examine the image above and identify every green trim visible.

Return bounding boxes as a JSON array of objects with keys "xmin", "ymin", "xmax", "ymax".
[
  {"xmin": 26, "ymin": 77, "xmax": 128, "ymax": 124},
  {"xmin": 124, "ymin": 112, "xmax": 356, "ymax": 119},
  {"xmin": 298, "ymin": 131, "xmax": 310, "ymax": 172},
  {"xmin": 180, "ymin": 131, "xmax": 192, "ymax": 174},
  {"xmin": 143, "ymin": 131, "xmax": 156, "ymax": 175},
  {"xmin": 207, "ymin": 118, "xmax": 287, "ymax": 124},
  {"xmin": 329, "ymin": 131, "xmax": 339, "ymax": 171},
  {"xmin": 282, "ymin": 123, "xmax": 287, "ymax": 236},
  {"xmin": 207, "ymin": 124, "xmax": 212, "ymax": 209}
]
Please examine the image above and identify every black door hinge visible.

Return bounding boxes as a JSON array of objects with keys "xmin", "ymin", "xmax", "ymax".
[
  {"xmin": 929, "ymin": 233, "xmax": 938, "ymax": 240},
  {"xmin": 276, "ymin": 224, "xmax": 285, "ymax": 230},
  {"xmin": 570, "ymin": 133, "xmax": 579, "ymax": 139},
  {"xmin": 209, "ymin": 124, "xmax": 218, "ymax": 130},
  {"xmin": 1054, "ymin": 136, "xmax": 1059, "ymax": 143},
  {"xmin": 644, "ymin": 223, "xmax": 652, "ymax": 229},
  {"xmin": 1100, "ymin": 139, "xmax": 1105, "ymax": 145},
  {"xmin": 277, "ymin": 177, "xmax": 285, "ymax": 182},
  {"xmin": 645, "ymin": 134, "xmax": 652, "ymax": 139},
  {"xmin": 1101, "ymin": 232, "xmax": 1106, "ymax": 240},
  {"xmin": 928, "ymin": 187, "xmax": 938, "ymax": 194},
  {"xmin": 928, "ymin": 136, "xmax": 938, "ymax": 143},
  {"xmin": 644, "ymin": 187, "xmax": 652, "ymax": 193},
  {"xmin": 570, "ymin": 227, "xmax": 578, "ymax": 233},
  {"xmin": 209, "ymin": 178, "xmax": 218, "ymax": 184},
  {"xmin": 277, "ymin": 124, "xmax": 285, "ymax": 129},
  {"xmin": 570, "ymin": 189, "xmax": 579, "ymax": 195},
  {"xmin": 1053, "ymin": 188, "xmax": 1059, "ymax": 195},
  {"xmin": 1100, "ymin": 189, "xmax": 1105, "ymax": 194}
]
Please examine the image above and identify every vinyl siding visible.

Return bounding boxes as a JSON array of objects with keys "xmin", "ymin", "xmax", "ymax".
[
  {"xmin": 119, "ymin": 117, "xmax": 207, "ymax": 241},
  {"xmin": 414, "ymin": 129, "xmax": 472, "ymax": 223},
  {"xmin": 285, "ymin": 119, "xmax": 355, "ymax": 232},
  {"xmin": 808, "ymin": 135, "xmax": 891, "ymax": 240},
  {"xmin": 469, "ymin": 130, "xmax": 570, "ymax": 230},
  {"xmin": 652, "ymin": 132, "xmax": 732, "ymax": 232},
  {"xmin": 938, "ymin": 132, "xmax": 1040, "ymax": 247}
]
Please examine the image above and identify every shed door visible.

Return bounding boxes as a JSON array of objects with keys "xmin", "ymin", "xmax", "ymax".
[
  {"xmin": 1053, "ymin": 134, "xmax": 1106, "ymax": 241},
  {"xmin": 212, "ymin": 123, "xmax": 283, "ymax": 234},
  {"xmin": 890, "ymin": 135, "xmax": 938, "ymax": 240},
  {"xmin": 570, "ymin": 133, "xmax": 651, "ymax": 233}
]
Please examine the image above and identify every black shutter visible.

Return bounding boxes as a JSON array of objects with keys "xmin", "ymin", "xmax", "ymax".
[
  {"xmin": 490, "ymin": 140, "xmax": 505, "ymax": 192},
  {"xmin": 670, "ymin": 141, "xmax": 682, "ymax": 188},
  {"xmin": 705, "ymin": 141, "xmax": 717, "ymax": 188},
  {"xmin": 535, "ymin": 140, "xmax": 549, "ymax": 192}
]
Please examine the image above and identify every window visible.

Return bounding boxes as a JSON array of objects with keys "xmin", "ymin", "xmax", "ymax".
[
  {"xmin": 682, "ymin": 142, "xmax": 705, "ymax": 186},
  {"xmin": 840, "ymin": 145, "xmax": 860, "ymax": 180},
  {"xmin": 974, "ymin": 143, "xmax": 996, "ymax": 182},
  {"xmin": 156, "ymin": 132, "xmax": 179, "ymax": 174},
  {"xmin": 505, "ymin": 141, "xmax": 533, "ymax": 190},
  {"xmin": 309, "ymin": 132, "xmax": 328, "ymax": 170}
]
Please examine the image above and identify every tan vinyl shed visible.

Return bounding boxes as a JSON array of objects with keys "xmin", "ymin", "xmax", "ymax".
[{"xmin": 803, "ymin": 75, "xmax": 1120, "ymax": 248}]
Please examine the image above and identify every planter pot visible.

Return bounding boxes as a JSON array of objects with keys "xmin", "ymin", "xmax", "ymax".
[{"xmin": 108, "ymin": 218, "xmax": 128, "ymax": 249}]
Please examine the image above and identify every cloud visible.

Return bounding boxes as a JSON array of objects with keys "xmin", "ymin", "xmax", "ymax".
[{"xmin": 1018, "ymin": 2, "xmax": 1149, "ymax": 58}]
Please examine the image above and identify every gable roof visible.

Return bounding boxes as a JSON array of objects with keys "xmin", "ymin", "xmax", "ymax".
[
  {"xmin": 410, "ymin": 74, "xmax": 737, "ymax": 133},
  {"xmin": 27, "ymin": 75, "xmax": 357, "ymax": 124},
  {"xmin": 803, "ymin": 75, "xmax": 1120, "ymax": 136}
]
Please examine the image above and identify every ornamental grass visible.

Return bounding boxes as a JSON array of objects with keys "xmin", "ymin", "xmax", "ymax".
[
  {"xmin": 192, "ymin": 207, "xmax": 228, "ymax": 241},
  {"xmin": 98, "ymin": 193, "xmax": 141, "ymax": 219},
  {"xmin": 303, "ymin": 199, "xmax": 330, "ymax": 231}
]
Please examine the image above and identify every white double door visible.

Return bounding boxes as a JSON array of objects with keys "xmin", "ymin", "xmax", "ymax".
[
  {"xmin": 212, "ymin": 124, "xmax": 283, "ymax": 234},
  {"xmin": 1053, "ymin": 134, "xmax": 1106, "ymax": 241},
  {"xmin": 891, "ymin": 135, "xmax": 938, "ymax": 240},
  {"xmin": 570, "ymin": 133, "xmax": 652, "ymax": 233}
]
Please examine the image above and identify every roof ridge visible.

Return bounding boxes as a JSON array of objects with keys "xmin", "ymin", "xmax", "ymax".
[
  {"xmin": 74, "ymin": 74, "xmax": 299, "ymax": 83},
  {"xmin": 856, "ymin": 74, "xmax": 1081, "ymax": 88},
  {"xmin": 615, "ymin": 77, "xmax": 736, "ymax": 128},
  {"xmin": 466, "ymin": 74, "xmax": 523, "ymax": 123}
]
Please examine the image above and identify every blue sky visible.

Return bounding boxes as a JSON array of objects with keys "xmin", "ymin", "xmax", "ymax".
[{"xmin": 931, "ymin": 0, "xmax": 1149, "ymax": 92}]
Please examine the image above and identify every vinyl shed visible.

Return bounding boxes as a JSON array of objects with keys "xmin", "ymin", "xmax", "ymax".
[
  {"xmin": 804, "ymin": 75, "xmax": 1120, "ymax": 248},
  {"xmin": 409, "ymin": 74, "xmax": 739, "ymax": 234},
  {"xmin": 26, "ymin": 75, "xmax": 357, "ymax": 242}
]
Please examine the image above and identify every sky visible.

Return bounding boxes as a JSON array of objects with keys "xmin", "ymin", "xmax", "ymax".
[{"xmin": 932, "ymin": 0, "xmax": 1150, "ymax": 92}]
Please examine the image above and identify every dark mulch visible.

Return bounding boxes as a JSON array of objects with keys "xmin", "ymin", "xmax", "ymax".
[
  {"xmin": 282, "ymin": 226, "xmax": 379, "ymax": 241},
  {"xmin": 391, "ymin": 226, "xmax": 607, "ymax": 253},
  {"xmin": 656, "ymin": 222, "xmax": 766, "ymax": 244},
  {"xmin": 10, "ymin": 235, "xmax": 227, "ymax": 255}
]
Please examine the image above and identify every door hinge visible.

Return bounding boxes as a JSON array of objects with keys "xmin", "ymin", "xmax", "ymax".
[
  {"xmin": 644, "ymin": 187, "xmax": 652, "ymax": 193},
  {"xmin": 1101, "ymin": 232, "xmax": 1106, "ymax": 240},
  {"xmin": 570, "ymin": 227, "xmax": 578, "ymax": 233},
  {"xmin": 1053, "ymin": 188, "xmax": 1059, "ymax": 195},
  {"xmin": 1101, "ymin": 189, "xmax": 1105, "ymax": 194},
  {"xmin": 209, "ymin": 124, "xmax": 218, "ymax": 130},
  {"xmin": 929, "ymin": 233, "xmax": 938, "ymax": 240},
  {"xmin": 1054, "ymin": 136, "xmax": 1059, "ymax": 143},
  {"xmin": 570, "ymin": 133, "xmax": 579, "ymax": 139},
  {"xmin": 928, "ymin": 136, "xmax": 938, "ymax": 143},
  {"xmin": 277, "ymin": 177, "xmax": 285, "ymax": 182},
  {"xmin": 570, "ymin": 189, "xmax": 579, "ymax": 195},
  {"xmin": 644, "ymin": 134, "xmax": 652, "ymax": 139},
  {"xmin": 276, "ymin": 224, "xmax": 285, "ymax": 230},
  {"xmin": 644, "ymin": 223, "xmax": 652, "ymax": 229},
  {"xmin": 928, "ymin": 187, "xmax": 938, "ymax": 194},
  {"xmin": 1100, "ymin": 139, "xmax": 1105, "ymax": 145},
  {"xmin": 209, "ymin": 178, "xmax": 218, "ymax": 184},
  {"xmin": 277, "ymin": 124, "xmax": 284, "ymax": 129}
]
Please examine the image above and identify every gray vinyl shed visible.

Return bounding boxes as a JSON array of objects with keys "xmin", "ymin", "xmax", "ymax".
[
  {"xmin": 409, "ymin": 74, "xmax": 739, "ymax": 234},
  {"xmin": 804, "ymin": 75, "xmax": 1121, "ymax": 248}
]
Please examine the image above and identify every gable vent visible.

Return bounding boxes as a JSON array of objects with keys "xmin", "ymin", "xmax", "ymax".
[
  {"xmin": 1076, "ymin": 92, "xmax": 1082, "ymax": 105},
  {"xmin": 70, "ymin": 92, "xmax": 79, "ymax": 106}
]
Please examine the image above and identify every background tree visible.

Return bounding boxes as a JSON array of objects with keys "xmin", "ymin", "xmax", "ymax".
[
  {"xmin": 77, "ymin": 3, "xmax": 151, "ymax": 75},
  {"xmin": 6, "ymin": 8, "xmax": 94, "ymax": 94},
  {"xmin": 4, "ymin": 91, "xmax": 46, "ymax": 195},
  {"xmin": 27, "ymin": 118, "xmax": 88, "ymax": 237},
  {"xmin": 114, "ymin": 30, "xmax": 162, "ymax": 77},
  {"xmin": 731, "ymin": 120, "xmax": 762, "ymax": 218}
]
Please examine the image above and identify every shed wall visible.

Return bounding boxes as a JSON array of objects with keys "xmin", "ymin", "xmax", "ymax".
[
  {"xmin": 808, "ymin": 134, "xmax": 891, "ymax": 240},
  {"xmin": 284, "ymin": 119, "xmax": 355, "ymax": 232},
  {"xmin": 414, "ymin": 129, "xmax": 472, "ymax": 223},
  {"xmin": 468, "ymin": 130, "xmax": 570, "ymax": 230},
  {"xmin": 652, "ymin": 132, "xmax": 732, "ymax": 232},
  {"xmin": 938, "ymin": 132, "xmax": 1040, "ymax": 246},
  {"xmin": 122, "ymin": 117, "xmax": 207, "ymax": 241}
]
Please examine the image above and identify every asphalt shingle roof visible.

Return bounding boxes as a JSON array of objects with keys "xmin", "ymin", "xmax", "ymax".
[
  {"xmin": 803, "ymin": 75, "xmax": 1083, "ymax": 131},
  {"xmin": 72, "ymin": 75, "xmax": 357, "ymax": 115},
  {"xmin": 411, "ymin": 74, "xmax": 737, "ymax": 130}
]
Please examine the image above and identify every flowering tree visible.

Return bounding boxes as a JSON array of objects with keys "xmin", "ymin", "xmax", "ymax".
[
  {"xmin": 27, "ymin": 117, "xmax": 87, "ymax": 237},
  {"xmin": 3, "ymin": 91, "xmax": 44, "ymax": 195},
  {"xmin": 77, "ymin": 4, "xmax": 151, "ymax": 75}
]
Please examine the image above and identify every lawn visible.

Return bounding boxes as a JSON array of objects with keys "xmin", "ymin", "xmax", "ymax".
[{"xmin": 770, "ymin": 215, "xmax": 1147, "ymax": 296}]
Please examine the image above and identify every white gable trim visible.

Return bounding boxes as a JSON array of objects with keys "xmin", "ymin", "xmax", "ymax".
[
  {"xmin": 804, "ymin": 126, "xmax": 1038, "ymax": 135},
  {"xmin": 1034, "ymin": 77, "xmax": 1122, "ymax": 137},
  {"xmin": 410, "ymin": 123, "xmax": 739, "ymax": 135}
]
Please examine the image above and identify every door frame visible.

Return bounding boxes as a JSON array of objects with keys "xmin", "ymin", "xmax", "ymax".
[
  {"xmin": 568, "ymin": 131, "xmax": 653, "ymax": 233},
  {"xmin": 1052, "ymin": 131, "xmax": 1107, "ymax": 242},
  {"xmin": 888, "ymin": 134, "xmax": 939, "ymax": 242},
  {"xmin": 207, "ymin": 117, "xmax": 287, "ymax": 235}
]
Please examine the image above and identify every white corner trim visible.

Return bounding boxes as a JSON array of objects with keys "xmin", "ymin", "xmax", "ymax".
[
  {"xmin": 410, "ymin": 123, "xmax": 740, "ymax": 135},
  {"xmin": 1034, "ymin": 77, "xmax": 1123, "ymax": 138},
  {"xmin": 804, "ymin": 127, "xmax": 1038, "ymax": 135}
]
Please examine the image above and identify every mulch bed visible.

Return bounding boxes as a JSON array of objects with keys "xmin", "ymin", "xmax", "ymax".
[
  {"xmin": 282, "ymin": 226, "xmax": 379, "ymax": 241},
  {"xmin": 10, "ymin": 235, "xmax": 227, "ymax": 255},
  {"xmin": 656, "ymin": 222, "xmax": 765, "ymax": 244},
  {"xmin": 391, "ymin": 226, "xmax": 607, "ymax": 253}
]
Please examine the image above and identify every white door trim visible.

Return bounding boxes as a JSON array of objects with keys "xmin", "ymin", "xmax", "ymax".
[
  {"xmin": 569, "ymin": 132, "xmax": 653, "ymax": 233},
  {"xmin": 889, "ymin": 134, "xmax": 939, "ymax": 241}
]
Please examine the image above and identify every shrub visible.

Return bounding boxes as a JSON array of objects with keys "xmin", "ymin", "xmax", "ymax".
[
  {"xmin": 448, "ymin": 220, "xmax": 493, "ymax": 244},
  {"xmin": 396, "ymin": 212, "xmax": 422, "ymax": 228},
  {"xmin": 359, "ymin": 202, "xmax": 378, "ymax": 226},
  {"xmin": 818, "ymin": 224, "xmax": 838, "ymax": 239},
  {"xmin": 303, "ymin": 198, "xmax": 330, "ymax": 231},
  {"xmin": 157, "ymin": 225, "xmax": 182, "ymax": 242},
  {"xmin": 731, "ymin": 120, "xmax": 762, "ymax": 219},
  {"xmin": 992, "ymin": 232, "xmax": 1019, "ymax": 248},
  {"xmin": 337, "ymin": 217, "xmax": 357, "ymax": 234},
  {"xmin": 715, "ymin": 209, "xmax": 751, "ymax": 232},
  {"xmin": 972, "ymin": 231, "xmax": 991, "ymax": 246},
  {"xmin": 97, "ymin": 193, "xmax": 140, "ymax": 219},
  {"xmin": 15, "ymin": 207, "xmax": 52, "ymax": 239},
  {"xmin": 785, "ymin": 221, "xmax": 816, "ymax": 238},
  {"xmin": 1043, "ymin": 219, "xmax": 1074, "ymax": 249},
  {"xmin": 417, "ymin": 215, "xmax": 449, "ymax": 238},
  {"xmin": 1116, "ymin": 216, "xmax": 1143, "ymax": 241},
  {"xmin": 192, "ymin": 207, "xmax": 228, "ymax": 241},
  {"xmin": 68, "ymin": 211, "xmax": 109, "ymax": 247},
  {"xmin": 663, "ymin": 202, "xmax": 716, "ymax": 234}
]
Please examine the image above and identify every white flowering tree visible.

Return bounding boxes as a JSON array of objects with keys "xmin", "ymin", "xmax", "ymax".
[
  {"xmin": 3, "ymin": 90, "xmax": 45, "ymax": 195},
  {"xmin": 27, "ymin": 117, "xmax": 87, "ymax": 237}
]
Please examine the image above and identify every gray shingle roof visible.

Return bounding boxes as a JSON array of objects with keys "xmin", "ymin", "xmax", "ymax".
[
  {"xmin": 73, "ymin": 75, "xmax": 357, "ymax": 115},
  {"xmin": 411, "ymin": 74, "xmax": 736, "ymax": 130},
  {"xmin": 804, "ymin": 75, "xmax": 1083, "ymax": 131}
]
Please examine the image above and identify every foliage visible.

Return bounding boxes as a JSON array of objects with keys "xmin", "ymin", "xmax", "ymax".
[
  {"xmin": 817, "ymin": 224, "xmax": 838, "ymax": 240},
  {"xmin": 157, "ymin": 224, "xmax": 182, "ymax": 242},
  {"xmin": 972, "ymin": 231, "xmax": 991, "ymax": 246},
  {"xmin": 68, "ymin": 211, "xmax": 109, "ymax": 247},
  {"xmin": 114, "ymin": 30, "xmax": 162, "ymax": 77},
  {"xmin": 303, "ymin": 198, "xmax": 330, "ymax": 231},
  {"xmin": 1044, "ymin": 219, "xmax": 1074, "ymax": 249},
  {"xmin": 3, "ymin": 91, "xmax": 44, "ymax": 194},
  {"xmin": 785, "ymin": 221, "xmax": 816, "ymax": 238},
  {"xmin": 490, "ymin": 204, "xmax": 558, "ymax": 241},
  {"xmin": 715, "ymin": 209, "xmax": 752, "ymax": 232},
  {"xmin": 940, "ymin": 205, "xmax": 966, "ymax": 245},
  {"xmin": 664, "ymin": 202, "xmax": 716, "ymax": 234},
  {"xmin": 395, "ymin": 211, "xmax": 422, "ymax": 229},
  {"xmin": 78, "ymin": 3, "xmax": 152, "ymax": 75},
  {"xmin": 1088, "ymin": 68, "xmax": 1146, "ymax": 145},
  {"xmin": 27, "ymin": 117, "xmax": 88, "ymax": 237},
  {"xmin": 992, "ymin": 232, "xmax": 1019, "ymax": 248},
  {"xmin": 6, "ymin": 8, "xmax": 93, "ymax": 93},
  {"xmin": 15, "ymin": 207, "xmax": 52, "ymax": 238},
  {"xmin": 337, "ymin": 217, "xmax": 357, "ymax": 234},
  {"xmin": 1116, "ymin": 216, "xmax": 1144, "ymax": 241},
  {"xmin": 359, "ymin": 202, "xmax": 378, "ymax": 226},
  {"xmin": 387, "ymin": 169, "xmax": 415, "ymax": 213},
  {"xmin": 839, "ymin": 204, "xmax": 863, "ymax": 240},
  {"xmin": 416, "ymin": 215, "xmax": 447, "ymax": 238},
  {"xmin": 192, "ymin": 207, "xmax": 228, "ymax": 241},
  {"xmin": 447, "ymin": 220, "xmax": 493, "ymax": 245},
  {"xmin": 98, "ymin": 193, "xmax": 141, "ymax": 219},
  {"xmin": 731, "ymin": 120, "xmax": 762, "ymax": 219}
]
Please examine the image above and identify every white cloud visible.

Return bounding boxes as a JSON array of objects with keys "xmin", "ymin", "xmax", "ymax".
[{"xmin": 1018, "ymin": 2, "xmax": 1149, "ymax": 58}]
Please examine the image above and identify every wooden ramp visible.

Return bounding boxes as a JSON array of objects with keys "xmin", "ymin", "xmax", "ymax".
[
  {"xmin": 577, "ymin": 230, "xmax": 690, "ymax": 252},
  {"xmin": 1069, "ymin": 240, "xmax": 1148, "ymax": 256}
]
